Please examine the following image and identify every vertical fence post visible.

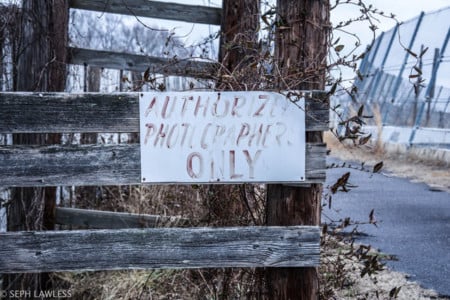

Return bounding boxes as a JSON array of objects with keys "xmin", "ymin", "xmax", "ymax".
[
  {"xmin": 411, "ymin": 45, "xmax": 425, "ymax": 125},
  {"xmin": 355, "ymin": 32, "xmax": 385, "ymax": 98},
  {"xmin": 439, "ymin": 96, "xmax": 450, "ymax": 128},
  {"xmin": 216, "ymin": 0, "xmax": 260, "ymax": 298},
  {"xmin": 265, "ymin": 1, "xmax": 329, "ymax": 299},
  {"xmin": 367, "ymin": 25, "xmax": 398, "ymax": 102},
  {"xmin": 395, "ymin": 87, "xmax": 414, "ymax": 125},
  {"xmin": 431, "ymin": 85, "xmax": 443, "ymax": 112},
  {"xmin": 414, "ymin": 46, "xmax": 437, "ymax": 129},
  {"xmin": 381, "ymin": 74, "xmax": 396, "ymax": 124},
  {"xmin": 4, "ymin": 0, "xmax": 69, "ymax": 293},
  {"xmin": 427, "ymin": 85, "xmax": 443, "ymax": 126},
  {"xmin": 410, "ymin": 27, "xmax": 450, "ymax": 145},
  {"xmin": 375, "ymin": 73, "xmax": 389, "ymax": 118},
  {"xmin": 390, "ymin": 12, "xmax": 424, "ymax": 101}
]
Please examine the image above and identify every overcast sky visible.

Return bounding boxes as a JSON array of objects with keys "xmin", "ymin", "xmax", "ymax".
[
  {"xmin": 331, "ymin": 0, "xmax": 450, "ymax": 47},
  {"xmin": 143, "ymin": 0, "xmax": 450, "ymax": 56},
  {"xmin": 352, "ymin": 0, "xmax": 450, "ymax": 27}
]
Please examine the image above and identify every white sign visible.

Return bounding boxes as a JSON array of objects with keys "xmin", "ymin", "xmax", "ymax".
[{"xmin": 139, "ymin": 91, "xmax": 305, "ymax": 183}]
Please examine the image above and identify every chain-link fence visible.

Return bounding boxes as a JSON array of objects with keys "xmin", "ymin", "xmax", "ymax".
[{"xmin": 335, "ymin": 7, "xmax": 450, "ymax": 134}]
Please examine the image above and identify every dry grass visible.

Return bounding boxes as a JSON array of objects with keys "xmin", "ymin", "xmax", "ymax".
[
  {"xmin": 54, "ymin": 268, "xmax": 266, "ymax": 300},
  {"xmin": 53, "ymin": 184, "xmax": 267, "ymax": 299},
  {"xmin": 324, "ymin": 131, "xmax": 450, "ymax": 193}
]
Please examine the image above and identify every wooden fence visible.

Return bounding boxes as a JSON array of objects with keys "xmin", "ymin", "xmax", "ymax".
[
  {"xmin": 0, "ymin": 0, "xmax": 327, "ymax": 275},
  {"xmin": 0, "ymin": 90, "xmax": 325, "ymax": 271}
]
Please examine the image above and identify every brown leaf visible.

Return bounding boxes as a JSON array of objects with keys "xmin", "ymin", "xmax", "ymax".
[
  {"xmin": 389, "ymin": 286, "xmax": 402, "ymax": 298},
  {"xmin": 359, "ymin": 134, "xmax": 372, "ymax": 145},
  {"xmin": 335, "ymin": 44, "xmax": 345, "ymax": 52},
  {"xmin": 328, "ymin": 81, "xmax": 338, "ymax": 96},
  {"xmin": 357, "ymin": 70, "xmax": 364, "ymax": 81},
  {"xmin": 143, "ymin": 67, "xmax": 150, "ymax": 82},
  {"xmin": 357, "ymin": 104, "xmax": 364, "ymax": 117},
  {"xmin": 406, "ymin": 48, "xmax": 417, "ymax": 58},
  {"xmin": 413, "ymin": 66, "xmax": 422, "ymax": 75},
  {"xmin": 322, "ymin": 224, "xmax": 328, "ymax": 235},
  {"xmin": 373, "ymin": 161, "xmax": 383, "ymax": 173},
  {"xmin": 369, "ymin": 209, "xmax": 377, "ymax": 226},
  {"xmin": 331, "ymin": 172, "xmax": 351, "ymax": 194},
  {"xmin": 420, "ymin": 47, "xmax": 429, "ymax": 57}
]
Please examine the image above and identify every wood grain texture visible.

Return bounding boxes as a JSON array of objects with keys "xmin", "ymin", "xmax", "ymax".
[
  {"xmin": 0, "ymin": 92, "xmax": 139, "ymax": 133},
  {"xmin": 0, "ymin": 226, "xmax": 320, "ymax": 273},
  {"xmin": 266, "ymin": 0, "xmax": 331, "ymax": 298},
  {"xmin": 0, "ymin": 92, "xmax": 328, "ymax": 133},
  {"xmin": 69, "ymin": 0, "xmax": 222, "ymax": 25},
  {"xmin": 55, "ymin": 207, "xmax": 189, "ymax": 229},
  {"xmin": 0, "ymin": 143, "xmax": 326, "ymax": 187},
  {"xmin": 67, "ymin": 47, "xmax": 219, "ymax": 78}
]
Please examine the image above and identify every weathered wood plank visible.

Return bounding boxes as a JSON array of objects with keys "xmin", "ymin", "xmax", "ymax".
[
  {"xmin": 67, "ymin": 47, "xmax": 219, "ymax": 78},
  {"xmin": 304, "ymin": 91, "xmax": 330, "ymax": 131},
  {"xmin": 0, "ymin": 92, "xmax": 139, "ymax": 133},
  {"xmin": 0, "ymin": 143, "xmax": 325, "ymax": 187},
  {"xmin": 69, "ymin": 0, "xmax": 222, "ymax": 25},
  {"xmin": 0, "ymin": 226, "xmax": 320, "ymax": 273},
  {"xmin": 0, "ymin": 92, "xmax": 328, "ymax": 133},
  {"xmin": 55, "ymin": 207, "xmax": 189, "ymax": 229}
]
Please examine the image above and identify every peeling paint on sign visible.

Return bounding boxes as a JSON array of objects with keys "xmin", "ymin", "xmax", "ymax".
[{"xmin": 139, "ymin": 91, "xmax": 305, "ymax": 183}]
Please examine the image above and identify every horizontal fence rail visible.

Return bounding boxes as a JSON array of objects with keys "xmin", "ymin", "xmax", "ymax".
[
  {"xmin": 0, "ymin": 143, "xmax": 326, "ymax": 187},
  {"xmin": 67, "ymin": 47, "xmax": 219, "ymax": 79},
  {"xmin": 55, "ymin": 207, "xmax": 189, "ymax": 229},
  {"xmin": 0, "ymin": 92, "xmax": 329, "ymax": 133},
  {"xmin": 69, "ymin": 0, "xmax": 222, "ymax": 25},
  {"xmin": 0, "ymin": 226, "xmax": 320, "ymax": 273},
  {"xmin": 0, "ymin": 91, "xmax": 328, "ymax": 185}
]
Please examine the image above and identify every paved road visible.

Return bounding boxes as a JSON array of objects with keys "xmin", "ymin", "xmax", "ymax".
[{"xmin": 324, "ymin": 157, "xmax": 450, "ymax": 296}]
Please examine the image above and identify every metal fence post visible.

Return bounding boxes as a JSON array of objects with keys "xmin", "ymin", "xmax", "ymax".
[
  {"xmin": 439, "ymin": 96, "xmax": 450, "ymax": 128},
  {"xmin": 355, "ymin": 33, "xmax": 385, "ymax": 99},
  {"xmin": 367, "ymin": 25, "xmax": 398, "ymax": 102},
  {"xmin": 390, "ymin": 12, "xmax": 424, "ymax": 101},
  {"xmin": 409, "ymin": 27, "xmax": 450, "ymax": 145},
  {"xmin": 394, "ymin": 88, "xmax": 414, "ymax": 125},
  {"xmin": 381, "ymin": 74, "xmax": 396, "ymax": 124}
]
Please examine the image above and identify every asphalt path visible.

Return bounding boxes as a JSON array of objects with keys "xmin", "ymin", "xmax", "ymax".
[{"xmin": 324, "ymin": 157, "xmax": 450, "ymax": 296}]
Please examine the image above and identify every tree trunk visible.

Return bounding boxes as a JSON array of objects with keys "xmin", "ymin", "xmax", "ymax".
[
  {"xmin": 265, "ymin": 1, "xmax": 330, "ymax": 299},
  {"xmin": 5, "ymin": 0, "xmax": 69, "ymax": 293}
]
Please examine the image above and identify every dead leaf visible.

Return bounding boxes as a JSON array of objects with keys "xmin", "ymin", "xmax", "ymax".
[{"xmin": 373, "ymin": 161, "xmax": 383, "ymax": 173}]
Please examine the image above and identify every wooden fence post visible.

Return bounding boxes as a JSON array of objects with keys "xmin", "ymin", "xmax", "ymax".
[
  {"xmin": 205, "ymin": 1, "xmax": 260, "ymax": 298},
  {"xmin": 4, "ymin": 0, "xmax": 69, "ymax": 293},
  {"xmin": 0, "ymin": 1, "xmax": 327, "ymax": 297},
  {"xmin": 265, "ymin": 1, "xmax": 330, "ymax": 299}
]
